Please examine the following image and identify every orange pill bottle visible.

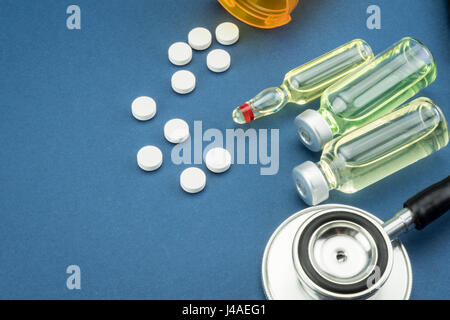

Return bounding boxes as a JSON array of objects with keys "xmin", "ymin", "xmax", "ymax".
[{"xmin": 217, "ymin": 0, "xmax": 299, "ymax": 29}]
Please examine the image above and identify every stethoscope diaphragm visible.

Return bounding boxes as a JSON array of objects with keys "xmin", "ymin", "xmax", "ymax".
[
  {"xmin": 262, "ymin": 204, "xmax": 412, "ymax": 300},
  {"xmin": 293, "ymin": 209, "xmax": 393, "ymax": 299},
  {"xmin": 262, "ymin": 176, "xmax": 450, "ymax": 300}
]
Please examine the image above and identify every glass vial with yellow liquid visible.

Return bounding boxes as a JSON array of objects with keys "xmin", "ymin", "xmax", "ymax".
[
  {"xmin": 293, "ymin": 97, "xmax": 449, "ymax": 205},
  {"xmin": 295, "ymin": 37, "xmax": 437, "ymax": 151},
  {"xmin": 232, "ymin": 39, "xmax": 374, "ymax": 124}
]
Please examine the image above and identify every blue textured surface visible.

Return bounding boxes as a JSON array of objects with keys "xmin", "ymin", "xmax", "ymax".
[{"xmin": 0, "ymin": 0, "xmax": 449, "ymax": 299}]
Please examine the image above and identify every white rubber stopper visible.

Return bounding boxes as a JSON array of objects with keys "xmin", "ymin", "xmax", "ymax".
[
  {"xmin": 137, "ymin": 146, "xmax": 163, "ymax": 172},
  {"xmin": 131, "ymin": 96, "xmax": 157, "ymax": 121},
  {"xmin": 171, "ymin": 70, "xmax": 196, "ymax": 94},
  {"xmin": 205, "ymin": 148, "xmax": 232, "ymax": 173},
  {"xmin": 188, "ymin": 27, "xmax": 212, "ymax": 51},
  {"xmin": 168, "ymin": 42, "xmax": 193, "ymax": 66},
  {"xmin": 164, "ymin": 118, "xmax": 190, "ymax": 144},
  {"xmin": 180, "ymin": 167, "xmax": 206, "ymax": 194},
  {"xmin": 207, "ymin": 49, "xmax": 231, "ymax": 73},
  {"xmin": 215, "ymin": 22, "xmax": 239, "ymax": 46}
]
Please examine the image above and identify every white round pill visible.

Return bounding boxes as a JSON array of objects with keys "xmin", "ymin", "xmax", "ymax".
[
  {"xmin": 180, "ymin": 167, "xmax": 206, "ymax": 194},
  {"xmin": 215, "ymin": 22, "xmax": 239, "ymax": 45},
  {"xmin": 207, "ymin": 49, "xmax": 231, "ymax": 73},
  {"xmin": 205, "ymin": 148, "xmax": 232, "ymax": 173},
  {"xmin": 171, "ymin": 70, "xmax": 196, "ymax": 94},
  {"xmin": 137, "ymin": 146, "xmax": 163, "ymax": 172},
  {"xmin": 168, "ymin": 42, "xmax": 192, "ymax": 66},
  {"xmin": 164, "ymin": 118, "xmax": 190, "ymax": 144},
  {"xmin": 188, "ymin": 27, "xmax": 212, "ymax": 51},
  {"xmin": 131, "ymin": 96, "xmax": 157, "ymax": 121}
]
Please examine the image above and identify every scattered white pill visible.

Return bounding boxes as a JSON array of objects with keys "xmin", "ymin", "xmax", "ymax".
[
  {"xmin": 188, "ymin": 27, "xmax": 212, "ymax": 51},
  {"xmin": 207, "ymin": 49, "xmax": 231, "ymax": 73},
  {"xmin": 215, "ymin": 22, "xmax": 239, "ymax": 46},
  {"xmin": 180, "ymin": 167, "xmax": 206, "ymax": 194},
  {"xmin": 164, "ymin": 118, "xmax": 190, "ymax": 144},
  {"xmin": 131, "ymin": 96, "xmax": 157, "ymax": 121},
  {"xmin": 168, "ymin": 42, "xmax": 192, "ymax": 66},
  {"xmin": 137, "ymin": 146, "xmax": 163, "ymax": 172},
  {"xmin": 205, "ymin": 148, "xmax": 232, "ymax": 173},
  {"xmin": 171, "ymin": 70, "xmax": 196, "ymax": 94}
]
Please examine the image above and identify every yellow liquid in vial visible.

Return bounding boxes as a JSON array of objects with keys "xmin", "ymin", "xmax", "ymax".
[
  {"xmin": 320, "ymin": 37, "xmax": 437, "ymax": 136},
  {"xmin": 319, "ymin": 98, "xmax": 449, "ymax": 193}
]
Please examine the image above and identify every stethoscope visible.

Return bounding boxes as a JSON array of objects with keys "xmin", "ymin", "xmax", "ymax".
[{"xmin": 262, "ymin": 176, "xmax": 450, "ymax": 300}]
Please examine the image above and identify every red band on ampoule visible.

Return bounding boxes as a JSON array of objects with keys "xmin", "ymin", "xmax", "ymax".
[{"xmin": 239, "ymin": 103, "xmax": 254, "ymax": 123}]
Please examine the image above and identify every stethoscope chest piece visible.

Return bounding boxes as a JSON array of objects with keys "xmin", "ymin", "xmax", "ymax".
[{"xmin": 262, "ymin": 204, "xmax": 412, "ymax": 300}]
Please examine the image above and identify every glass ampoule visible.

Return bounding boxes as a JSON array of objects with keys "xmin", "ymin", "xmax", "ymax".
[
  {"xmin": 232, "ymin": 39, "xmax": 374, "ymax": 124},
  {"xmin": 293, "ymin": 97, "xmax": 449, "ymax": 205},
  {"xmin": 295, "ymin": 37, "xmax": 437, "ymax": 151}
]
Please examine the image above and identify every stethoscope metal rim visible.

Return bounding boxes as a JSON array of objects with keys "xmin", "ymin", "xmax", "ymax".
[
  {"xmin": 262, "ymin": 204, "xmax": 413, "ymax": 300},
  {"xmin": 307, "ymin": 220, "xmax": 380, "ymax": 286}
]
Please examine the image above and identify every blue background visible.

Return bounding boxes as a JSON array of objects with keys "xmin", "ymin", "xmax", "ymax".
[{"xmin": 0, "ymin": 0, "xmax": 449, "ymax": 299}]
